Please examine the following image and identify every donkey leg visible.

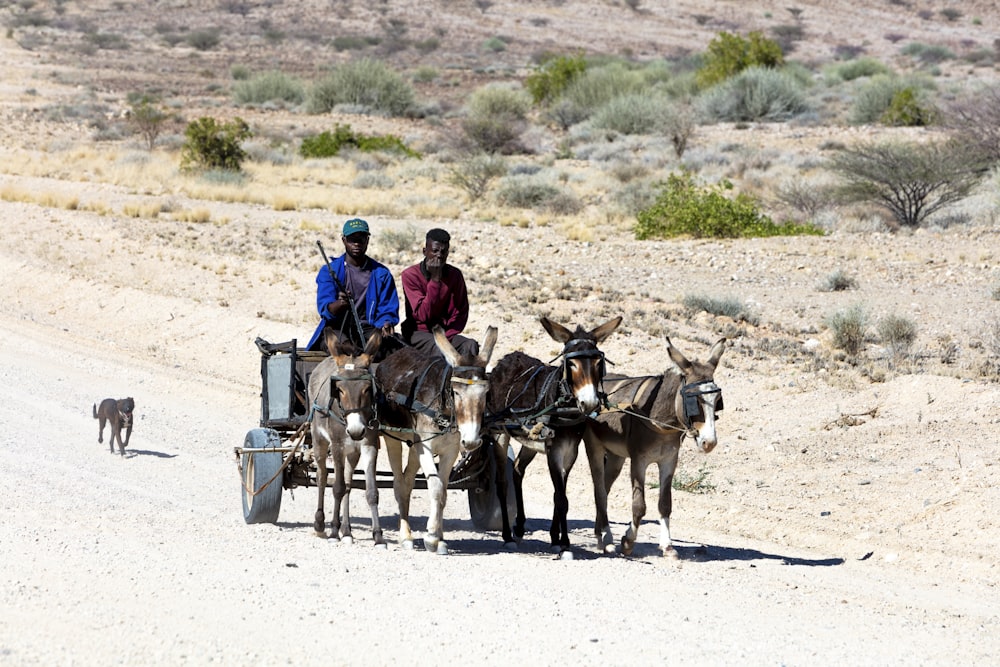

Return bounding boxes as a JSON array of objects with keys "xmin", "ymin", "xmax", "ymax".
[
  {"xmin": 337, "ymin": 447, "xmax": 362, "ymax": 545},
  {"xmin": 313, "ymin": 440, "xmax": 329, "ymax": 537},
  {"xmin": 584, "ymin": 440, "xmax": 616, "ymax": 554},
  {"xmin": 330, "ymin": 450, "xmax": 347, "ymax": 542},
  {"xmin": 420, "ymin": 444, "xmax": 456, "ymax": 555},
  {"xmin": 492, "ymin": 438, "xmax": 516, "ymax": 548},
  {"xmin": 511, "ymin": 439, "xmax": 535, "ymax": 540},
  {"xmin": 98, "ymin": 415, "xmax": 106, "ymax": 446},
  {"xmin": 656, "ymin": 451, "xmax": 680, "ymax": 558},
  {"xmin": 546, "ymin": 430, "xmax": 580, "ymax": 555},
  {"xmin": 359, "ymin": 442, "xmax": 385, "ymax": 548},
  {"xmin": 623, "ymin": 458, "xmax": 649, "ymax": 557},
  {"xmin": 386, "ymin": 437, "xmax": 416, "ymax": 548},
  {"xmin": 114, "ymin": 428, "xmax": 126, "ymax": 457}
]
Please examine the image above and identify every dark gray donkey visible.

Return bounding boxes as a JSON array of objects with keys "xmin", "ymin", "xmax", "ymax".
[
  {"xmin": 376, "ymin": 325, "xmax": 498, "ymax": 555},
  {"xmin": 486, "ymin": 316, "xmax": 621, "ymax": 557},
  {"xmin": 583, "ymin": 336, "xmax": 725, "ymax": 558},
  {"xmin": 308, "ymin": 330, "xmax": 383, "ymax": 546}
]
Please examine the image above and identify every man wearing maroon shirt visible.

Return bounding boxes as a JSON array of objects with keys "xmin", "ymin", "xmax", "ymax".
[{"xmin": 400, "ymin": 228, "xmax": 480, "ymax": 358}]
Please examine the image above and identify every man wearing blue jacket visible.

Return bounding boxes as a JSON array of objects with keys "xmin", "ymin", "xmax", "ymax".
[{"xmin": 307, "ymin": 218, "xmax": 400, "ymax": 352}]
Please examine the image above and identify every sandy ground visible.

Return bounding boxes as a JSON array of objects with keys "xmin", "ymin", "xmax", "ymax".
[{"xmin": 1, "ymin": 2, "xmax": 1000, "ymax": 663}]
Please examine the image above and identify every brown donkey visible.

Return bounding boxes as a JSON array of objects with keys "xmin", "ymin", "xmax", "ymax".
[
  {"xmin": 308, "ymin": 330, "xmax": 383, "ymax": 545},
  {"xmin": 376, "ymin": 325, "xmax": 498, "ymax": 555},
  {"xmin": 583, "ymin": 336, "xmax": 725, "ymax": 558},
  {"xmin": 486, "ymin": 316, "xmax": 622, "ymax": 557}
]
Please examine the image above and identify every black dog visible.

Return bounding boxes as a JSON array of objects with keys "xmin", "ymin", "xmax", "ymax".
[{"xmin": 93, "ymin": 397, "xmax": 135, "ymax": 456}]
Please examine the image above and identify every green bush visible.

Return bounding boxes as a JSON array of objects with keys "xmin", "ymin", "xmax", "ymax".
[
  {"xmin": 683, "ymin": 294, "xmax": 759, "ymax": 325},
  {"xmin": 826, "ymin": 57, "xmax": 891, "ymax": 82},
  {"xmin": 180, "ymin": 116, "xmax": 252, "ymax": 172},
  {"xmin": 331, "ymin": 35, "xmax": 375, "ymax": 51},
  {"xmin": 698, "ymin": 66, "xmax": 807, "ymax": 122},
  {"xmin": 559, "ymin": 63, "xmax": 645, "ymax": 122},
  {"xmin": 494, "ymin": 175, "xmax": 576, "ymax": 212},
  {"xmin": 128, "ymin": 95, "xmax": 169, "ymax": 151},
  {"xmin": 462, "ymin": 84, "xmax": 532, "ymax": 153},
  {"xmin": 447, "ymin": 153, "xmax": 507, "ymax": 201},
  {"xmin": 524, "ymin": 53, "xmax": 587, "ymax": 105},
  {"xmin": 299, "ymin": 124, "xmax": 420, "ymax": 159},
  {"xmin": 590, "ymin": 92, "xmax": 670, "ymax": 135},
  {"xmin": 901, "ymin": 42, "xmax": 955, "ymax": 66},
  {"xmin": 879, "ymin": 87, "xmax": 937, "ymax": 126},
  {"xmin": 818, "ymin": 268, "xmax": 858, "ymax": 292},
  {"xmin": 696, "ymin": 31, "xmax": 784, "ymax": 89},
  {"xmin": 186, "ymin": 29, "xmax": 221, "ymax": 51},
  {"xmin": 232, "ymin": 71, "xmax": 305, "ymax": 106},
  {"xmin": 307, "ymin": 59, "xmax": 414, "ymax": 116},
  {"xmin": 635, "ymin": 172, "xmax": 823, "ymax": 239},
  {"xmin": 849, "ymin": 74, "xmax": 935, "ymax": 125},
  {"xmin": 827, "ymin": 304, "xmax": 869, "ymax": 356}
]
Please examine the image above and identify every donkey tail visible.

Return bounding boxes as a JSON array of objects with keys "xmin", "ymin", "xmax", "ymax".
[{"xmin": 92, "ymin": 403, "xmax": 98, "ymax": 419}]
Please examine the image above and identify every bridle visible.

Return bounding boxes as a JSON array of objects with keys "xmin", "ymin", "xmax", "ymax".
[
  {"xmin": 313, "ymin": 364, "xmax": 379, "ymax": 430},
  {"xmin": 679, "ymin": 379, "xmax": 723, "ymax": 432}
]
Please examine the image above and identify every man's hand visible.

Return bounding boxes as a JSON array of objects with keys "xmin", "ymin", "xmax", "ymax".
[
  {"xmin": 380, "ymin": 323, "xmax": 394, "ymax": 337},
  {"xmin": 426, "ymin": 257, "xmax": 444, "ymax": 281}
]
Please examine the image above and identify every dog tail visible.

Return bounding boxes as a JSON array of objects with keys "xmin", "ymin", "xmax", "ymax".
[{"xmin": 93, "ymin": 403, "xmax": 98, "ymax": 419}]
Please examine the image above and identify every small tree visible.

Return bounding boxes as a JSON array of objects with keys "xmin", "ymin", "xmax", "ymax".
[
  {"xmin": 180, "ymin": 116, "xmax": 252, "ymax": 172},
  {"xmin": 461, "ymin": 84, "xmax": 531, "ymax": 154},
  {"xmin": 942, "ymin": 84, "xmax": 1000, "ymax": 165},
  {"xmin": 829, "ymin": 139, "xmax": 989, "ymax": 228},
  {"xmin": 128, "ymin": 95, "xmax": 168, "ymax": 150},
  {"xmin": 447, "ymin": 153, "xmax": 507, "ymax": 201},
  {"xmin": 696, "ymin": 31, "xmax": 784, "ymax": 89},
  {"xmin": 524, "ymin": 53, "xmax": 586, "ymax": 105}
]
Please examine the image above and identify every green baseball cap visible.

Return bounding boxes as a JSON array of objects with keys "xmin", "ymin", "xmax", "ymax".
[{"xmin": 342, "ymin": 218, "xmax": 370, "ymax": 236}]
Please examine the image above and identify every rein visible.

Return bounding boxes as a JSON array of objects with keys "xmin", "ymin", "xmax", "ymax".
[{"xmin": 381, "ymin": 361, "xmax": 488, "ymax": 442}]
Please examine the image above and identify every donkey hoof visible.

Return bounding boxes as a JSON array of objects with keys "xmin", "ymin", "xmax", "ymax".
[
  {"xmin": 341, "ymin": 535, "xmax": 353, "ymax": 546},
  {"xmin": 374, "ymin": 542, "xmax": 388, "ymax": 550},
  {"xmin": 662, "ymin": 546, "xmax": 679, "ymax": 559},
  {"xmin": 503, "ymin": 541, "xmax": 519, "ymax": 551},
  {"xmin": 435, "ymin": 542, "xmax": 449, "ymax": 556},
  {"xmin": 314, "ymin": 530, "xmax": 327, "ymax": 539},
  {"xmin": 401, "ymin": 539, "xmax": 414, "ymax": 550},
  {"xmin": 328, "ymin": 536, "xmax": 341, "ymax": 544},
  {"xmin": 558, "ymin": 550, "xmax": 574, "ymax": 561}
]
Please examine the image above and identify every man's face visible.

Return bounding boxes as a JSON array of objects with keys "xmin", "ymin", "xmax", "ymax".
[
  {"xmin": 343, "ymin": 232, "xmax": 370, "ymax": 255},
  {"xmin": 424, "ymin": 240, "xmax": 449, "ymax": 264}
]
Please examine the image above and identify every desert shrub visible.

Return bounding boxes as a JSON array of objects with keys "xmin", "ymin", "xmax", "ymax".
[
  {"xmin": 232, "ymin": 71, "xmax": 305, "ymax": 106},
  {"xmin": 186, "ymin": 28, "xmax": 221, "ymax": 51},
  {"xmin": 381, "ymin": 224, "xmax": 420, "ymax": 252},
  {"xmin": 939, "ymin": 8, "xmax": 962, "ymax": 22},
  {"xmin": 307, "ymin": 59, "xmax": 414, "ymax": 116},
  {"xmin": 826, "ymin": 57, "xmax": 891, "ymax": 82},
  {"xmin": 590, "ymin": 92, "xmax": 670, "ymax": 135},
  {"xmin": 558, "ymin": 63, "xmax": 645, "ymax": 123},
  {"xmin": 352, "ymin": 172, "xmax": 394, "ymax": 189},
  {"xmin": 698, "ymin": 66, "xmax": 808, "ymax": 122},
  {"xmin": 879, "ymin": 87, "xmax": 937, "ymax": 126},
  {"xmin": 826, "ymin": 303, "xmax": 869, "ymax": 356},
  {"xmin": 127, "ymin": 95, "xmax": 168, "ymax": 150},
  {"xmin": 180, "ymin": 116, "xmax": 251, "ymax": 172},
  {"xmin": 635, "ymin": 172, "xmax": 823, "ymax": 239},
  {"xmin": 818, "ymin": 269, "xmax": 858, "ymax": 292},
  {"xmin": 461, "ymin": 84, "xmax": 531, "ymax": 154},
  {"xmin": 849, "ymin": 74, "xmax": 934, "ymax": 125},
  {"xmin": 774, "ymin": 177, "xmax": 836, "ymax": 218},
  {"xmin": 332, "ymin": 35, "xmax": 375, "ymax": 51},
  {"xmin": 413, "ymin": 37, "xmax": 440, "ymax": 55},
  {"xmin": 494, "ymin": 174, "xmax": 576, "ymax": 212},
  {"xmin": 696, "ymin": 31, "xmax": 784, "ymax": 89},
  {"xmin": 612, "ymin": 179, "xmax": 660, "ymax": 216},
  {"xmin": 878, "ymin": 314, "xmax": 918, "ymax": 356},
  {"xmin": 992, "ymin": 285, "xmax": 1000, "ymax": 301},
  {"xmin": 828, "ymin": 139, "xmax": 989, "ymax": 228},
  {"xmin": 901, "ymin": 42, "xmax": 955, "ymax": 66},
  {"xmin": 941, "ymin": 84, "xmax": 1000, "ymax": 165},
  {"xmin": 299, "ymin": 124, "xmax": 419, "ymax": 159},
  {"xmin": 524, "ymin": 53, "xmax": 587, "ymax": 105},
  {"xmin": 447, "ymin": 153, "xmax": 507, "ymax": 201},
  {"xmin": 482, "ymin": 36, "xmax": 507, "ymax": 52},
  {"xmin": 230, "ymin": 64, "xmax": 250, "ymax": 80},
  {"xmin": 770, "ymin": 23, "xmax": 805, "ymax": 54},
  {"xmin": 86, "ymin": 32, "xmax": 128, "ymax": 50},
  {"xmin": 683, "ymin": 294, "xmax": 759, "ymax": 325}
]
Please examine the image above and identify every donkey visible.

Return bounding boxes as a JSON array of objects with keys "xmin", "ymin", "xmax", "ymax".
[
  {"xmin": 486, "ymin": 316, "xmax": 621, "ymax": 557},
  {"xmin": 308, "ymin": 330, "xmax": 383, "ymax": 545},
  {"xmin": 582, "ymin": 336, "xmax": 725, "ymax": 558},
  {"xmin": 376, "ymin": 325, "xmax": 498, "ymax": 555}
]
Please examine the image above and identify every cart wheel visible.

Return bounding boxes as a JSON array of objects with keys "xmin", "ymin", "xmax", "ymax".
[
  {"xmin": 241, "ymin": 428, "xmax": 283, "ymax": 524},
  {"xmin": 468, "ymin": 446, "xmax": 516, "ymax": 531}
]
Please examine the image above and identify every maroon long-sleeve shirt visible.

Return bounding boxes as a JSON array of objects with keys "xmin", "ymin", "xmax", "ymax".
[{"xmin": 400, "ymin": 261, "xmax": 470, "ymax": 340}]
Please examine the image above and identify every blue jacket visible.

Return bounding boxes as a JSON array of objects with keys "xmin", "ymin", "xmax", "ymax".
[{"xmin": 307, "ymin": 254, "xmax": 400, "ymax": 350}]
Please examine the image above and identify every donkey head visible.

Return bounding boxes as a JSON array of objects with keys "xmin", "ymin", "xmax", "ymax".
[
  {"xmin": 541, "ymin": 315, "xmax": 622, "ymax": 415},
  {"xmin": 434, "ymin": 325, "xmax": 498, "ymax": 452},
  {"xmin": 666, "ymin": 336, "xmax": 726, "ymax": 453},
  {"xmin": 325, "ymin": 330, "xmax": 381, "ymax": 441}
]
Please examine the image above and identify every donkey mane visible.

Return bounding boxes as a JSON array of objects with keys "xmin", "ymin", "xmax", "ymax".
[{"xmin": 486, "ymin": 351, "xmax": 563, "ymax": 414}]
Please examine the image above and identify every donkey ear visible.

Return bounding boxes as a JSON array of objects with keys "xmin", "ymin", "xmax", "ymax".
[
  {"xmin": 432, "ymin": 326, "xmax": 462, "ymax": 367},
  {"xmin": 363, "ymin": 330, "xmax": 383, "ymax": 358},
  {"xmin": 477, "ymin": 326, "xmax": 499, "ymax": 366},
  {"xmin": 590, "ymin": 315, "xmax": 623, "ymax": 344},
  {"xmin": 665, "ymin": 336, "xmax": 692, "ymax": 374},
  {"xmin": 323, "ymin": 327, "xmax": 339, "ymax": 356},
  {"xmin": 708, "ymin": 337, "xmax": 726, "ymax": 368},
  {"xmin": 540, "ymin": 317, "xmax": 573, "ymax": 343}
]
